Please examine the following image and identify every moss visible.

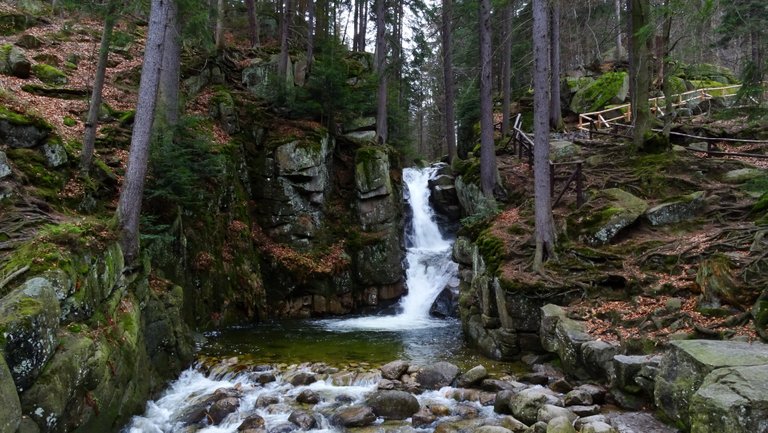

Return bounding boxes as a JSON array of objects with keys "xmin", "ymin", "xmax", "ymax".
[
  {"xmin": 63, "ymin": 116, "xmax": 76, "ymax": 127},
  {"xmin": 5, "ymin": 148, "xmax": 64, "ymax": 194},
  {"xmin": 32, "ymin": 63, "xmax": 67, "ymax": 85},
  {"xmin": 118, "ymin": 109, "xmax": 135, "ymax": 126},
  {"xmin": 476, "ymin": 229, "xmax": 505, "ymax": 275},
  {"xmin": 641, "ymin": 131, "xmax": 670, "ymax": 154},
  {"xmin": 0, "ymin": 105, "xmax": 52, "ymax": 129},
  {"xmin": 573, "ymin": 71, "xmax": 628, "ymax": 112}
]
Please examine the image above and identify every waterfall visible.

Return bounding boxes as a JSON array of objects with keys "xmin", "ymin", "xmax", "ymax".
[{"xmin": 322, "ymin": 166, "xmax": 458, "ymax": 331}]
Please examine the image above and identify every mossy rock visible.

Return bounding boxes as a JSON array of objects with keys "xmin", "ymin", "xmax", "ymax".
[
  {"xmin": 682, "ymin": 63, "xmax": 738, "ymax": 85},
  {"xmin": 571, "ymin": 188, "xmax": 647, "ymax": 245},
  {"xmin": 0, "ymin": 14, "xmax": 36, "ymax": 36},
  {"xmin": 32, "ymin": 63, "xmax": 67, "ymax": 85},
  {"xmin": 0, "ymin": 354, "xmax": 21, "ymax": 433},
  {"xmin": 723, "ymin": 168, "xmax": 764, "ymax": 184},
  {"xmin": 696, "ymin": 254, "xmax": 752, "ymax": 308},
  {"xmin": 570, "ymin": 71, "xmax": 629, "ymax": 113},
  {"xmin": 5, "ymin": 148, "xmax": 65, "ymax": 193},
  {"xmin": 355, "ymin": 146, "xmax": 392, "ymax": 199}
]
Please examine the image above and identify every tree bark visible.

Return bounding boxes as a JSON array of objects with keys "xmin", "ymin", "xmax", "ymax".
[
  {"xmin": 278, "ymin": 0, "xmax": 292, "ymax": 87},
  {"xmin": 307, "ymin": 0, "xmax": 315, "ymax": 69},
  {"xmin": 533, "ymin": 0, "xmax": 555, "ymax": 269},
  {"xmin": 359, "ymin": 0, "xmax": 367, "ymax": 52},
  {"xmin": 353, "ymin": 0, "xmax": 360, "ymax": 51},
  {"xmin": 374, "ymin": 0, "xmax": 387, "ymax": 144},
  {"xmin": 215, "ymin": 0, "xmax": 226, "ymax": 51},
  {"xmin": 117, "ymin": 0, "xmax": 169, "ymax": 264},
  {"xmin": 549, "ymin": 0, "xmax": 563, "ymax": 130},
  {"xmin": 479, "ymin": 0, "xmax": 496, "ymax": 197},
  {"xmin": 81, "ymin": 0, "xmax": 118, "ymax": 174},
  {"xmin": 615, "ymin": 0, "xmax": 623, "ymax": 62},
  {"xmin": 159, "ymin": 0, "xmax": 180, "ymax": 128},
  {"xmin": 245, "ymin": 0, "xmax": 259, "ymax": 47},
  {"xmin": 629, "ymin": 0, "xmax": 651, "ymax": 149},
  {"xmin": 442, "ymin": 0, "xmax": 457, "ymax": 163},
  {"xmin": 501, "ymin": 1, "xmax": 512, "ymax": 138}
]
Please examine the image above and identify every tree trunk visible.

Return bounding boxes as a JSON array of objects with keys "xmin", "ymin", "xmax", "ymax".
[
  {"xmin": 316, "ymin": 0, "xmax": 327, "ymax": 43},
  {"xmin": 81, "ymin": 0, "xmax": 118, "ymax": 174},
  {"xmin": 615, "ymin": 0, "xmax": 622, "ymax": 61},
  {"xmin": 661, "ymin": 0, "xmax": 674, "ymax": 141},
  {"xmin": 442, "ymin": 0, "xmax": 457, "ymax": 163},
  {"xmin": 549, "ymin": 0, "xmax": 563, "ymax": 130},
  {"xmin": 278, "ymin": 0, "xmax": 292, "ymax": 86},
  {"xmin": 353, "ymin": 0, "xmax": 360, "ymax": 51},
  {"xmin": 479, "ymin": 0, "xmax": 496, "ymax": 197},
  {"xmin": 245, "ymin": 0, "xmax": 258, "ymax": 47},
  {"xmin": 629, "ymin": 0, "xmax": 651, "ymax": 149},
  {"xmin": 117, "ymin": 0, "xmax": 170, "ymax": 265},
  {"xmin": 501, "ymin": 1, "xmax": 512, "ymax": 138},
  {"xmin": 215, "ymin": 0, "xmax": 225, "ymax": 51},
  {"xmin": 359, "ymin": 0, "xmax": 367, "ymax": 52},
  {"xmin": 533, "ymin": 0, "xmax": 555, "ymax": 269},
  {"xmin": 374, "ymin": 0, "xmax": 387, "ymax": 144},
  {"xmin": 307, "ymin": 0, "xmax": 315, "ymax": 69},
  {"xmin": 159, "ymin": 0, "xmax": 180, "ymax": 128}
]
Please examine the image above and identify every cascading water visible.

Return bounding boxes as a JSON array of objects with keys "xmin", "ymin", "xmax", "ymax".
[{"xmin": 321, "ymin": 166, "xmax": 459, "ymax": 331}]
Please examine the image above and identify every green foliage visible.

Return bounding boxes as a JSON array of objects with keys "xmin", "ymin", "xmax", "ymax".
[
  {"xmin": 456, "ymin": 82, "xmax": 480, "ymax": 158},
  {"xmin": 291, "ymin": 41, "xmax": 376, "ymax": 131},
  {"xmin": 109, "ymin": 30, "xmax": 134, "ymax": 47},
  {"xmin": 145, "ymin": 116, "xmax": 225, "ymax": 211}
]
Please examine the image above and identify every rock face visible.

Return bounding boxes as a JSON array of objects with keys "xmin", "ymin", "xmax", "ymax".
[
  {"xmin": 689, "ymin": 364, "xmax": 768, "ymax": 433},
  {"xmin": 645, "ymin": 191, "xmax": 705, "ymax": 226},
  {"xmin": 0, "ymin": 355, "xmax": 21, "ymax": 433},
  {"xmin": 654, "ymin": 340, "xmax": 768, "ymax": 429},
  {"xmin": 428, "ymin": 163, "xmax": 461, "ymax": 232}
]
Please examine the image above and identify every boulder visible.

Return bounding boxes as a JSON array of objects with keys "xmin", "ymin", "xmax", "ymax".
[
  {"xmin": 365, "ymin": 390, "xmax": 420, "ymax": 420},
  {"xmin": 41, "ymin": 141, "xmax": 67, "ymax": 167},
  {"xmin": 380, "ymin": 360, "xmax": 409, "ymax": 380},
  {"xmin": 296, "ymin": 389, "xmax": 319, "ymax": 404},
  {"xmin": 343, "ymin": 117, "xmax": 376, "ymax": 133},
  {"xmin": 581, "ymin": 340, "xmax": 619, "ymax": 379},
  {"xmin": 15, "ymin": 34, "xmax": 42, "ymax": 49},
  {"xmin": 510, "ymin": 388, "xmax": 561, "ymax": 425},
  {"xmin": 723, "ymin": 168, "xmax": 763, "ymax": 184},
  {"xmin": 654, "ymin": 340, "xmax": 768, "ymax": 428},
  {"xmin": 32, "ymin": 63, "xmax": 67, "ymax": 85},
  {"xmin": 605, "ymin": 412, "xmax": 678, "ymax": 433},
  {"xmin": 0, "ymin": 277, "xmax": 61, "ymax": 391},
  {"xmin": 237, "ymin": 414, "xmax": 266, "ymax": 432},
  {"xmin": 574, "ymin": 188, "xmax": 648, "ymax": 245},
  {"xmin": 568, "ymin": 405, "xmax": 600, "ymax": 417},
  {"xmin": 430, "ymin": 287, "xmax": 458, "ymax": 318},
  {"xmin": 0, "ymin": 355, "xmax": 21, "ymax": 433},
  {"xmin": 6, "ymin": 45, "xmax": 30, "ymax": 78},
  {"xmin": 689, "ymin": 365, "xmax": 768, "ymax": 433},
  {"xmin": 754, "ymin": 289, "xmax": 768, "ymax": 341},
  {"xmin": 428, "ymin": 172, "xmax": 461, "ymax": 222},
  {"xmin": 417, "ymin": 361, "xmax": 460, "ymax": 390},
  {"xmin": 343, "ymin": 130, "xmax": 376, "ymax": 146},
  {"xmin": 457, "ymin": 365, "xmax": 488, "ymax": 388},
  {"xmin": 0, "ymin": 150, "xmax": 11, "ymax": 179},
  {"xmin": 570, "ymin": 72, "xmax": 629, "ymax": 113},
  {"xmin": 546, "ymin": 416, "xmax": 577, "ymax": 433},
  {"xmin": 207, "ymin": 397, "xmax": 239, "ymax": 424},
  {"xmin": 0, "ymin": 111, "xmax": 50, "ymax": 149},
  {"xmin": 412, "ymin": 407, "xmax": 437, "ymax": 427},
  {"xmin": 613, "ymin": 355, "xmax": 661, "ymax": 394},
  {"xmin": 645, "ymin": 191, "xmax": 705, "ymax": 226},
  {"xmin": 580, "ymin": 421, "xmax": 617, "ymax": 433},
  {"xmin": 540, "ymin": 304, "xmax": 593, "ymax": 379},
  {"xmin": 288, "ymin": 410, "xmax": 316, "ymax": 430},
  {"xmin": 537, "ymin": 404, "xmax": 577, "ymax": 423},
  {"xmin": 355, "ymin": 146, "xmax": 392, "ymax": 200},
  {"xmin": 549, "ymin": 140, "xmax": 581, "ymax": 162},
  {"xmin": 288, "ymin": 372, "xmax": 317, "ymax": 386},
  {"xmin": 494, "ymin": 390, "xmax": 515, "ymax": 415},
  {"xmin": 331, "ymin": 406, "xmax": 376, "ymax": 427},
  {"xmin": 564, "ymin": 389, "xmax": 592, "ymax": 406}
]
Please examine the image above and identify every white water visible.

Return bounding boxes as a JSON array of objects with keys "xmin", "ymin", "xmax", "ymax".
[{"xmin": 321, "ymin": 166, "xmax": 459, "ymax": 331}]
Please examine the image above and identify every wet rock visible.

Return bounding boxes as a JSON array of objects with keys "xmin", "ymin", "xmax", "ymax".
[
  {"xmin": 207, "ymin": 397, "xmax": 240, "ymax": 424},
  {"xmin": 494, "ymin": 390, "xmax": 515, "ymax": 415},
  {"xmin": 381, "ymin": 360, "xmax": 409, "ymax": 380},
  {"xmin": 654, "ymin": 340, "xmax": 768, "ymax": 428},
  {"xmin": 605, "ymin": 412, "xmax": 678, "ymax": 433},
  {"xmin": 254, "ymin": 372, "xmax": 276, "ymax": 384},
  {"xmin": 268, "ymin": 422, "xmax": 296, "ymax": 433},
  {"xmin": 455, "ymin": 402, "xmax": 480, "ymax": 419},
  {"xmin": 546, "ymin": 416, "xmax": 577, "ymax": 433},
  {"xmin": 689, "ymin": 364, "xmax": 768, "ymax": 433},
  {"xmin": 288, "ymin": 372, "xmax": 317, "ymax": 386},
  {"xmin": 580, "ymin": 421, "xmax": 617, "ymax": 433},
  {"xmin": 520, "ymin": 372, "xmax": 549, "ymax": 385},
  {"xmin": 288, "ymin": 410, "xmax": 317, "ymax": 430},
  {"xmin": 453, "ymin": 237, "xmax": 474, "ymax": 266},
  {"xmin": 296, "ymin": 389, "xmax": 319, "ymax": 404},
  {"xmin": 568, "ymin": 405, "xmax": 600, "ymax": 417},
  {"xmin": 366, "ymin": 390, "xmax": 420, "ymax": 420},
  {"xmin": 510, "ymin": 388, "xmax": 561, "ymax": 425},
  {"xmin": 331, "ymin": 405, "xmax": 376, "ymax": 427},
  {"xmin": 412, "ymin": 407, "xmax": 437, "ymax": 427},
  {"xmin": 496, "ymin": 416, "xmax": 528, "ymax": 432},
  {"xmin": 474, "ymin": 426, "xmax": 514, "ymax": 433},
  {"xmin": 428, "ymin": 169, "xmax": 461, "ymax": 222},
  {"xmin": 644, "ymin": 192, "xmax": 705, "ymax": 226},
  {"xmin": 537, "ymin": 404, "xmax": 576, "ymax": 424},
  {"xmin": 483, "ymin": 379, "xmax": 524, "ymax": 392},
  {"xmin": 417, "ymin": 361, "xmax": 460, "ymax": 390},
  {"xmin": 429, "ymin": 404, "xmax": 452, "ymax": 416},
  {"xmin": 564, "ymin": 389, "xmax": 592, "ymax": 406},
  {"xmin": 430, "ymin": 287, "xmax": 459, "ymax": 318},
  {"xmin": 237, "ymin": 414, "xmax": 266, "ymax": 432},
  {"xmin": 0, "ymin": 355, "xmax": 21, "ymax": 433},
  {"xmin": 256, "ymin": 395, "xmax": 279, "ymax": 407},
  {"xmin": 458, "ymin": 365, "xmax": 488, "ymax": 388},
  {"xmin": 0, "ymin": 276, "xmax": 61, "ymax": 391}
]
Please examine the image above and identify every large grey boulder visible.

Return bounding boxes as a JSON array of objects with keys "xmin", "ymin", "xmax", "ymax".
[
  {"xmin": 380, "ymin": 360, "xmax": 409, "ymax": 380},
  {"xmin": 722, "ymin": 168, "xmax": 763, "ymax": 184},
  {"xmin": 365, "ymin": 390, "xmax": 420, "ymax": 420},
  {"xmin": 0, "ymin": 150, "xmax": 11, "ymax": 179},
  {"xmin": 417, "ymin": 361, "xmax": 460, "ymax": 390},
  {"xmin": 4, "ymin": 46, "xmax": 31, "ymax": 78},
  {"xmin": 644, "ymin": 191, "xmax": 705, "ymax": 226},
  {"xmin": 510, "ymin": 388, "xmax": 561, "ymax": 425},
  {"xmin": 575, "ymin": 188, "xmax": 648, "ymax": 245},
  {"xmin": 546, "ymin": 416, "xmax": 577, "ymax": 433},
  {"xmin": 689, "ymin": 364, "xmax": 768, "ymax": 433},
  {"xmin": 540, "ymin": 304, "xmax": 593, "ymax": 379},
  {"xmin": 0, "ymin": 114, "xmax": 50, "ymax": 149},
  {"xmin": 457, "ymin": 365, "xmax": 488, "ymax": 388},
  {"xmin": 549, "ymin": 140, "xmax": 581, "ymax": 162},
  {"xmin": 654, "ymin": 340, "xmax": 768, "ymax": 429},
  {"xmin": 0, "ymin": 277, "xmax": 61, "ymax": 391},
  {"xmin": 0, "ymin": 355, "xmax": 21, "ymax": 433}
]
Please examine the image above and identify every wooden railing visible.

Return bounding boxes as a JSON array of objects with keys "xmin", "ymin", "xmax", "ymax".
[{"xmin": 577, "ymin": 84, "xmax": 742, "ymax": 131}]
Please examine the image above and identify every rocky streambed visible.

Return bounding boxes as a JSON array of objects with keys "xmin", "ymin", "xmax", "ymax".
[{"xmin": 122, "ymin": 356, "xmax": 676, "ymax": 433}]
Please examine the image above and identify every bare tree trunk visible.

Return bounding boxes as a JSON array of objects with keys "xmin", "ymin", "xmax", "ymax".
[
  {"xmin": 81, "ymin": 0, "xmax": 118, "ymax": 174},
  {"xmin": 316, "ymin": 0, "xmax": 327, "ymax": 43},
  {"xmin": 501, "ymin": 1, "xmax": 512, "ymax": 138},
  {"xmin": 629, "ymin": 0, "xmax": 651, "ymax": 149},
  {"xmin": 479, "ymin": 0, "xmax": 496, "ymax": 197},
  {"xmin": 117, "ymin": 0, "xmax": 169, "ymax": 264},
  {"xmin": 442, "ymin": 0, "xmax": 457, "ymax": 163},
  {"xmin": 278, "ymin": 0, "xmax": 292, "ymax": 86},
  {"xmin": 159, "ymin": 0, "xmax": 180, "ymax": 128},
  {"xmin": 533, "ymin": 0, "xmax": 555, "ymax": 269},
  {"xmin": 353, "ymin": 0, "xmax": 360, "ymax": 51},
  {"xmin": 374, "ymin": 0, "xmax": 387, "ymax": 144},
  {"xmin": 549, "ymin": 0, "xmax": 563, "ymax": 130},
  {"xmin": 661, "ymin": 0, "xmax": 674, "ymax": 141},
  {"xmin": 245, "ymin": 0, "xmax": 259, "ymax": 47},
  {"xmin": 359, "ymin": 0, "xmax": 367, "ymax": 52},
  {"xmin": 215, "ymin": 0, "xmax": 226, "ymax": 51},
  {"xmin": 307, "ymin": 0, "xmax": 315, "ymax": 69},
  {"xmin": 615, "ymin": 0, "xmax": 622, "ymax": 61}
]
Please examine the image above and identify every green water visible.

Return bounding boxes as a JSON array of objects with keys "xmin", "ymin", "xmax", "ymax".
[{"xmin": 198, "ymin": 319, "xmax": 525, "ymax": 375}]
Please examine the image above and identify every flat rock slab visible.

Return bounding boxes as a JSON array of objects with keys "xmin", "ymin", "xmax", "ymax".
[{"xmin": 606, "ymin": 412, "xmax": 679, "ymax": 433}]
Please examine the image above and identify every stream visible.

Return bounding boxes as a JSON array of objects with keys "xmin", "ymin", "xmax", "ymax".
[{"xmin": 122, "ymin": 166, "xmax": 513, "ymax": 433}]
